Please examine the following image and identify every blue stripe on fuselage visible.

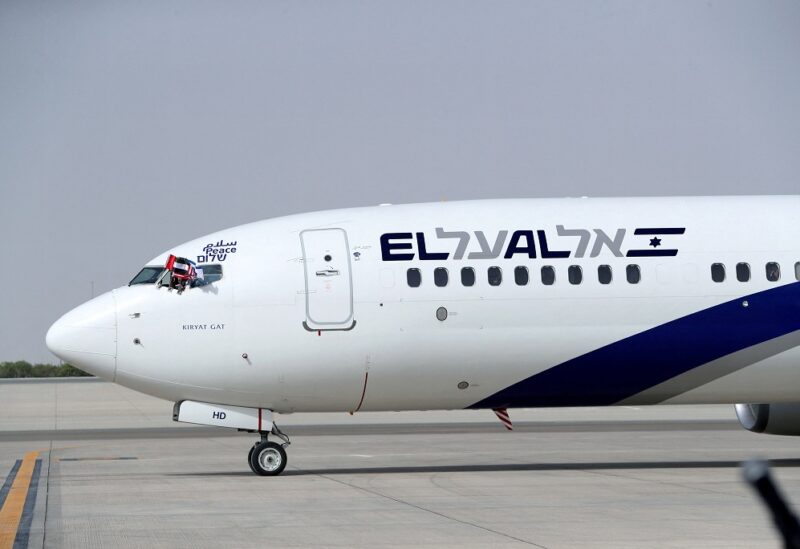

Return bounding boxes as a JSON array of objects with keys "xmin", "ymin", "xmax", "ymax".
[{"xmin": 469, "ymin": 281, "xmax": 800, "ymax": 409}]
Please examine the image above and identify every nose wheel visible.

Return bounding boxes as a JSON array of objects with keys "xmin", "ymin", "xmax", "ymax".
[
  {"xmin": 249, "ymin": 441, "xmax": 287, "ymax": 476},
  {"xmin": 248, "ymin": 424, "xmax": 290, "ymax": 476}
]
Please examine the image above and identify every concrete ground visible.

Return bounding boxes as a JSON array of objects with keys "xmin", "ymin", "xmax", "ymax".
[{"xmin": 1, "ymin": 379, "xmax": 798, "ymax": 548}]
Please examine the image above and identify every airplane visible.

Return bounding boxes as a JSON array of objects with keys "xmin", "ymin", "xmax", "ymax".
[{"xmin": 45, "ymin": 196, "xmax": 800, "ymax": 476}]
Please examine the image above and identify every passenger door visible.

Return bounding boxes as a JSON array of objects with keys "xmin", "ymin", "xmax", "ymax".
[{"xmin": 300, "ymin": 228, "xmax": 355, "ymax": 330}]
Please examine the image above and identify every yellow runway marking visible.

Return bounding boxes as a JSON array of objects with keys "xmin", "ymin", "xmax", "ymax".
[{"xmin": 0, "ymin": 451, "xmax": 40, "ymax": 549}]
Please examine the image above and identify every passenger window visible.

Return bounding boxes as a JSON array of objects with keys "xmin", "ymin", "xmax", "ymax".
[
  {"xmin": 568, "ymin": 265, "xmax": 582, "ymax": 285},
  {"xmin": 711, "ymin": 263, "xmax": 726, "ymax": 283},
  {"xmin": 514, "ymin": 266, "xmax": 529, "ymax": 286},
  {"xmin": 626, "ymin": 264, "xmax": 641, "ymax": 284},
  {"xmin": 541, "ymin": 266, "xmax": 555, "ymax": 286},
  {"xmin": 598, "ymin": 265, "xmax": 612, "ymax": 285},
  {"xmin": 461, "ymin": 267, "xmax": 475, "ymax": 287},
  {"xmin": 736, "ymin": 263, "xmax": 751, "ymax": 283},
  {"xmin": 488, "ymin": 266, "xmax": 502, "ymax": 286},
  {"xmin": 766, "ymin": 262, "xmax": 781, "ymax": 282},
  {"xmin": 796, "ymin": 262, "xmax": 800, "ymax": 281},
  {"xmin": 434, "ymin": 267, "xmax": 449, "ymax": 287},
  {"xmin": 407, "ymin": 268, "xmax": 421, "ymax": 287}
]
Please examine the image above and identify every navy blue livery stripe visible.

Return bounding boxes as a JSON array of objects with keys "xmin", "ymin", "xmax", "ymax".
[
  {"xmin": 634, "ymin": 228, "xmax": 686, "ymax": 235},
  {"xmin": 628, "ymin": 227, "xmax": 684, "ymax": 256},
  {"xmin": 469, "ymin": 282, "xmax": 800, "ymax": 409},
  {"xmin": 626, "ymin": 249, "xmax": 679, "ymax": 257}
]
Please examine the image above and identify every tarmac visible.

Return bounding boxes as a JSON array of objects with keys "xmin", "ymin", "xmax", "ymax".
[{"xmin": 1, "ymin": 378, "xmax": 799, "ymax": 548}]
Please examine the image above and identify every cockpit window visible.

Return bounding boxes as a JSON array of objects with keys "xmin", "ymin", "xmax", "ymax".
[
  {"xmin": 129, "ymin": 264, "xmax": 224, "ymax": 288},
  {"xmin": 129, "ymin": 266, "xmax": 166, "ymax": 286},
  {"xmin": 192, "ymin": 264, "xmax": 223, "ymax": 286}
]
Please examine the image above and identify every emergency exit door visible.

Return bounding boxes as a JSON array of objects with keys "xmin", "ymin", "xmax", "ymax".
[{"xmin": 300, "ymin": 228, "xmax": 355, "ymax": 330}]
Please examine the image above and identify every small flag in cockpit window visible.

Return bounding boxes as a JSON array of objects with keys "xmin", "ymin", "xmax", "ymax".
[
  {"xmin": 174, "ymin": 259, "xmax": 194, "ymax": 279},
  {"xmin": 166, "ymin": 255, "xmax": 197, "ymax": 281}
]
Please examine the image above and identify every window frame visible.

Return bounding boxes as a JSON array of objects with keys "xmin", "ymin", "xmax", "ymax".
[
  {"xmin": 597, "ymin": 265, "xmax": 612, "ymax": 285},
  {"xmin": 460, "ymin": 267, "xmax": 476, "ymax": 287},
  {"xmin": 129, "ymin": 266, "xmax": 166, "ymax": 286},
  {"xmin": 514, "ymin": 266, "xmax": 529, "ymax": 286},
  {"xmin": 433, "ymin": 267, "xmax": 449, "ymax": 287},
  {"xmin": 541, "ymin": 265, "xmax": 556, "ymax": 286},
  {"xmin": 736, "ymin": 262, "xmax": 751, "ymax": 283},
  {"xmin": 487, "ymin": 266, "xmax": 503, "ymax": 287},
  {"xmin": 711, "ymin": 263, "xmax": 726, "ymax": 283},
  {"xmin": 766, "ymin": 262, "xmax": 781, "ymax": 282},
  {"xmin": 406, "ymin": 268, "xmax": 422, "ymax": 288},
  {"xmin": 626, "ymin": 264, "xmax": 641, "ymax": 284},
  {"xmin": 568, "ymin": 265, "xmax": 583, "ymax": 285},
  {"xmin": 191, "ymin": 264, "xmax": 224, "ymax": 287}
]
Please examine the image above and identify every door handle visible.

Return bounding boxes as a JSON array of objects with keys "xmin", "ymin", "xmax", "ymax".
[{"xmin": 315, "ymin": 269, "xmax": 340, "ymax": 277}]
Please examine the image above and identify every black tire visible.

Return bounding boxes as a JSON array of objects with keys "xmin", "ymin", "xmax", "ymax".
[
  {"xmin": 249, "ymin": 441, "xmax": 287, "ymax": 476},
  {"xmin": 247, "ymin": 444, "xmax": 257, "ymax": 474}
]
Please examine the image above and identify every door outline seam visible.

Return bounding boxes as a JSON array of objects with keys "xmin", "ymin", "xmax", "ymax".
[{"xmin": 300, "ymin": 228, "xmax": 355, "ymax": 326}]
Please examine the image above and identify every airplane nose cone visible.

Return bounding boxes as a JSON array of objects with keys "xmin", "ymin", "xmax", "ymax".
[{"xmin": 46, "ymin": 291, "xmax": 117, "ymax": 381}]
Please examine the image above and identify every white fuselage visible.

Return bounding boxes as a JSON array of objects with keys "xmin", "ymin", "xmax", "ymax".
[{"xmin": 46, "ymin": 196, "xmax": 800, "ymax": 413}]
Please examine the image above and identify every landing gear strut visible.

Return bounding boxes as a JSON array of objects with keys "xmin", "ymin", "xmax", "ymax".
[
  {"xmin": 248, "ymin": 423, "xmax": 290, "ymax": 476},
  {"xmin": 172, "ymin": 400, "xmax": 291, "ymax": 476}
]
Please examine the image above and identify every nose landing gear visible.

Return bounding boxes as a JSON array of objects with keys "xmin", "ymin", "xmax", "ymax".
[
  {"xmin": 173, "ymin": 401, "xmax": 293, "ymax": 476},
  {"xmin": 248, "ymin": 424, "xmax": 291, "ymax": 476}
]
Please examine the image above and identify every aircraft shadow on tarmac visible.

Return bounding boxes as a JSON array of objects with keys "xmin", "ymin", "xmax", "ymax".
[{"xmin": 172, "ymin": 458, "xmax": 800, "ymax": 477}]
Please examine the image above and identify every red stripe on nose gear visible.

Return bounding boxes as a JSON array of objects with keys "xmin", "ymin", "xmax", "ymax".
[{"xmin": 493, "ymin": 408, "xmax": 513, "ymax": 430}]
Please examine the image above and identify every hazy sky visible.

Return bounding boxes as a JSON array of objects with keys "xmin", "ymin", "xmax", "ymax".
[{"xmin": 1, "ymin": 1, "xmax": 799, "ymax": 362}]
